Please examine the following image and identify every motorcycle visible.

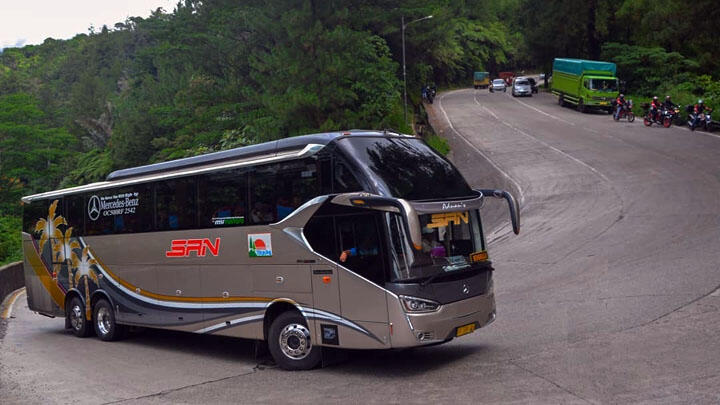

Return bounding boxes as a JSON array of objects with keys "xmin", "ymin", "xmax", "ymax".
[
  {"xmin": 423, "ymin": 86, "xmax": 436, "ymax": 104},
  {"xmin": 666, "ymin": 105, "xmax": 682, "ymax": 125},
  {"xmin": 688, "ymin": 107, "xmax": 713, "ymax": 131},
  {"xmin": 612, "ymin": 100, "xmax": 635, "ymax": 122},
  {"xmin": 643, "ymin": 104, "xmax": 672, "ymax": 127}
]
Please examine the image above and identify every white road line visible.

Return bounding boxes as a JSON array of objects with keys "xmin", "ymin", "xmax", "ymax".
[
  {"xmin": 506, "ymin": 94, "xmax": 577, "ymax": 126},
  {"xmin": 437, "ymin": 90, "xmax": 526, "ymax": 205},
  {"xmin": 1, "ymin": 288, "xmax": 26, "ymax": 320},
  {"xmin": 473, "ymin": 94, "xmax": 613, "ymax": 184}
]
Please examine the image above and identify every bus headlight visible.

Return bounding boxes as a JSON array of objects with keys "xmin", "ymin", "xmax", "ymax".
[{"xmin": 399, "ymin": 295, "xmax": 441, "ymax": 313}]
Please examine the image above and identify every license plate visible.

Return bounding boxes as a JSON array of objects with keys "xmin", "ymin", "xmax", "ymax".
[
  {"xmin": 456, "ymin": 323, "xmax": 476, "ymax": 337},
  {"xmin": 599, "ymin": 101, "xmax": 608, "ymax": 105}
]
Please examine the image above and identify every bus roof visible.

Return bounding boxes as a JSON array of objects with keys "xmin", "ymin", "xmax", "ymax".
[{"xmin": 22, "ymin": 130, "xmax": 408, "ymax": 203}]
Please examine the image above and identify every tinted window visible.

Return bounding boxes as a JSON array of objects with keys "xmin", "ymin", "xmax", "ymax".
[
  {"xmin": 336, "ymin": 137, "xmax": 474, "ymax": 201},
  {"xmin": 23, "ymin": 199, "xmax": 54, "ymax": 235},
  {"xmin": 64, "ymin": 195, "xmax": 85, "ymax": 236},
  {"xmin": 304, "ymin": 216, "xmax": 336, "ymax": 259},
  {"xmin": 249, "ymin": 164, "xmax": 279, "ymax": 224},
  {"xmin": 156, "ymin": 178, "xmax": 197, "ymax": 231},
  {"xmin": 85, "ymin": 185, "xmax": 153, "ymax": 235},
  {"xmin": 278, "ymin": 159, "xmax": 319, "ymax": 219},
  {"xmin": 333, "ymin": 158, "xmax": 362, "ymax": 193},
  {"xmin": 335, "ymin": 213, "xmax": 385, "ymax": 285},
  {"xmin": 198, "ymin": 168, "xmax": 248, "ymax": 228}
]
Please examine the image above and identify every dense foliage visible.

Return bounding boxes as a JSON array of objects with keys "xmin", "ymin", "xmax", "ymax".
[{"xmin": 0, "ymin": 0, "xmax": 718, "ymax": 263}]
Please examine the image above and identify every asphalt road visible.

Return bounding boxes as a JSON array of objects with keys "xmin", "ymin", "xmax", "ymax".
[{"xmin": 2, "ymin": 89, "xmax": 720, "ymax": 404}]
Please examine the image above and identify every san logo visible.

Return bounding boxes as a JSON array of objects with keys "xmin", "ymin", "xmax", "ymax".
[
  {"xmin": 166, "ymin": 238, "xmax": 221, "ymax": 257},
  {"xmin": 248, "ymin": 233, "xmax": 272, "ymax": 257}
]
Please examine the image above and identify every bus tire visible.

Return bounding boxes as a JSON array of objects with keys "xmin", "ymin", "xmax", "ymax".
[
  {"xmin": 93, "ymin": 299, "xmax": 126, "ymax": 341},
  {"xmin": 67, "ymin": 296, "xmax": 92, "ymax": 338},
  {"xmin": 268, "ymin": 311, "xmax": 321, "ymax": 370}
]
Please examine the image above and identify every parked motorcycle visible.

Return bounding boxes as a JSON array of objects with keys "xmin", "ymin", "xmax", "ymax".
[
  {"xmin": 612, "ymin": 100, "xmax": 635, "ymax": 122},
  {"xmin": 688, "ymin": 106, "xmax": 713, "ymax": 131},
  {"xmin": 643, "ymin": 104, "xmax": 672, "ymax": 127}
]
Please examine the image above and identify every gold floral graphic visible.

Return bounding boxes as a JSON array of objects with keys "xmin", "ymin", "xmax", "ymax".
[
  {"xmin": 34, "ymin": 200, "xmax": 66, "ymax": 251},
  {"xmin": 55, "ymin": 227, "xmax": 80, "ymax": 288},
  {"xmin": 72, "ymin": 247, "xmax": 99, "ymax": 317}
]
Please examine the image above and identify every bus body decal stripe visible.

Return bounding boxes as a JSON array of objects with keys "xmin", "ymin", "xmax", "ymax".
[
  {"xmin": 196, "ymin": 314, "xmax": 265, "ymax": 334},
  {"xmin": 25, "ymin": 240, "xmax": 66, "ymax": 308}
]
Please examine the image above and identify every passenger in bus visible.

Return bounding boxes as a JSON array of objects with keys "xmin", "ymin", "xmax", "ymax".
[
  {"xmin": 276, "ymin": 196, "xmax": 294, "ymax": 220},
  {"xmin": 251, "ymin": 202, "xmax": 274, "ymax": 223}
]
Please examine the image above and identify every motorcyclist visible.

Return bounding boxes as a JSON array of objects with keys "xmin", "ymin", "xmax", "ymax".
[
  {"xmin": 650, "ymin": 96, "xmax": 662, "ymax": 121},
  {"xmin": 692, "ymin": 99, "xmax": 708, "ymax": 129},
  {"xmin": 663, "ymin": 95, "xmax": 676, "ymax": 110},
  {"xmin": 421, "ymin": 85, "xmax": 428, "ymax": 102},
  {"xmin": 615, "ymin": 94, "xmax": 627, "ymax": 119}
]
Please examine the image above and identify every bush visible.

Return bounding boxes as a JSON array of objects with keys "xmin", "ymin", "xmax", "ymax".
[{"xmin": 0, "ymin": 215, "xmax": 22, "ymax": 266}]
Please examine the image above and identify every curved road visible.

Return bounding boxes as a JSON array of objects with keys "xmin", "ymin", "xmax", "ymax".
[{"xmin": 2, "ymin": 89, "xmax": 720, "ymax": 403}]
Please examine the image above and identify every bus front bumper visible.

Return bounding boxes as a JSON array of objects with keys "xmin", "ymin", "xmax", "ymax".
[{"xmin": 391, "ymin": 290, "xmax": 496, "ymax": 347}]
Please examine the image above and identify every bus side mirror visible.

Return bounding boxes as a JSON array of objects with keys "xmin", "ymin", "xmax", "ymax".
[{"xmin": 478, "ymin": 189, "xmax": 520, "ymax": 235}]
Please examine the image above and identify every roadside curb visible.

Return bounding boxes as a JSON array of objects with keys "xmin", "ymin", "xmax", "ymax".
[
  {"xmin": 1, "ymin": 287, "xmax": 26, "ymax": 320},
  {"xmin": 0, "ymin": 261, "xmax": 24, "ymax": 309}
]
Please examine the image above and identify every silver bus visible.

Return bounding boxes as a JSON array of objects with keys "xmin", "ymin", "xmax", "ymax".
[{"xmin": 21, "ymin": 130, "xmax": 519, "ymax": 370}]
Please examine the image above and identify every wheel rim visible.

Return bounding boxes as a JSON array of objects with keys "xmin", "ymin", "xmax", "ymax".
[
  {"xmin": 97, "ymin": 306, "xmax": 112, "ymax": 336},
  {"xmin": 278, "ymin": 323, "xmax": 312, "ymax": 360},
  {"xmin": 70, "ymin": 304, "xmax": 83, "ymax": 331}
]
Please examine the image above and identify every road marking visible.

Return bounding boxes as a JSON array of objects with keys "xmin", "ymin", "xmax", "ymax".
[
  {"xmin": 437, "ymin": 90, "xmax": 526, "ymax": 205},
  {"xmin": 1, "ymin": 287, "xmax": 26, "ymax": 320},
  {"xmin": 711, "ymin": 287, "xmax": 720, "ymax": 297},
  {"xmin": 473, "ymin": 94, "xmax": 613, "ymax": 184},
  {"xmin": 506, "ymin": 93, "xmax": 577, "ymax": 126}
]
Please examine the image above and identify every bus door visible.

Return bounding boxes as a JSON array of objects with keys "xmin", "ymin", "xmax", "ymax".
[{"xmin": 334, "ymin": 213, "xmax": 389, "ymax": 347}]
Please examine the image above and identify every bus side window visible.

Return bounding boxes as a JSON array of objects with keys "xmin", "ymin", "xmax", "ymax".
[
  {"xmin": 303, "ymin": 216, "xmax": 336, "ymax": 260},
  {"xmin": 156, "ymin": 178, "xmax": 197, "ymax": 231},
  {"xmin": 198, "ymin": 168, "xmax": 247, "ymax": 228},
  {"xmin": 64, "ymin": 195, "xmax": 85, "ymax": 236},
  {"xmin": 249, "ymin": 164, "xmax": 278, "ymax": 224}
]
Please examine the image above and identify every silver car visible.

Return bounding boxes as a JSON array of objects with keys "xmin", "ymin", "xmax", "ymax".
[
  {"xmin": 512, "ymin": 77, "xmax": 532, "ymax": 97},
  {"xmin": 490, "ymin": 79, "xmax": 506, "ymax": 93}
]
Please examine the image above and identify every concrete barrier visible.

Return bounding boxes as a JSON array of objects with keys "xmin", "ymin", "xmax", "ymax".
[{"xmin": 0, "ymin": 261, "xmax": 24, "ymax": 305}]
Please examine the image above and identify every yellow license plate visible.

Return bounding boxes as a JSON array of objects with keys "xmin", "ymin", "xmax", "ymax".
[
  {"xmin": 456, "ymin": 323, "xmax": 476, "ymax": 337},
  {"xmin": 599, "ymin": 101, "xmax": 608, "ymax": 105}
]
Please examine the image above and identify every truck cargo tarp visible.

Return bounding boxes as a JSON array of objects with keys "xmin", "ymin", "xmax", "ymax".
[
  {"xmin": 553, "ymin": 58, "xmax": 616, "ymax": 76},
  {"xmin": 474, "ymin": 72, "xmax": 488, "ymax": 80}
]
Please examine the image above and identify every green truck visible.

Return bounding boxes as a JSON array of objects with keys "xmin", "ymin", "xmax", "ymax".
[
  {"xmin": 551, "ymin": 58, "xmax": 619, "ymax": 113},
  {"xmin": 473, "ymin": 71, "xmax": 489, "ymax": 89}
]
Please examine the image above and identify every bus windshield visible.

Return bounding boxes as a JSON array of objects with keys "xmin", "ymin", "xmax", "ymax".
[
  {"xmin": 386, "ymin": 210, "xmax": 485, "ymax": 283},
  {"xmin": 336, "ymin": 137, "xmax": 475, "ymax": 201}
]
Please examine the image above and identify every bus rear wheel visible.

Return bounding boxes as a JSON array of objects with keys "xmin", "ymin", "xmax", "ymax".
[
  {"xmin": 93, "ymin": 299, "xmax": 126, "ymax": 341},
  {"xmin": 268, "ymin": 311, "xmax": 321, "ymax": 370},
  {"xmin": 67, "ymin": 296, "xmax": 92, "ymax": 338}
]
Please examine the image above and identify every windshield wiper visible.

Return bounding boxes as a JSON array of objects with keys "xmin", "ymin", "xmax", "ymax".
[{"xmin": 420, "ymin": 271, "xmax": 444, "ymax": 287}]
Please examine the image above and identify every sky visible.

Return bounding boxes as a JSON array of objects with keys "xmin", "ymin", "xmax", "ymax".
[{"xmin": 1, "ymin": 0, "xmax": 175, "ymax": 50}]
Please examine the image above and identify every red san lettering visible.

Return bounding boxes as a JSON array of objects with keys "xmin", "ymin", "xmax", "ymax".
[
  {"xmin": 165, "ymin": 240, "xmax": 187, "ymax": 257},
  {"xmin": 165, "ymin": 238, "xmax": 221, "ymax": 257},
  {"xmin": 204, "ymin": 238, "xmax": 221, "ymax": 256}
]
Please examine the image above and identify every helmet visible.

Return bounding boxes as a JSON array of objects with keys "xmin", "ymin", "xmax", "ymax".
[
  {"xmin": 665, "ymin": 95, "xmax": 671, "ymax": 100},
  {"xmin": 653, "ymin": 96, "xmax": 658, "ymax": 100},
  {"xmin": 698, "ymin": 99, "xmax": 704, "ymax": 104},
  {"xmin": 619, "ymin": 94, "xmax": 625, "ymax": 98}
]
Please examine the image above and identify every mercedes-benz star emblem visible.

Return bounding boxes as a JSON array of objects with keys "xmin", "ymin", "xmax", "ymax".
[
  {"xmin": 462, "ymin": 283, "xmax": 470, "ymax": 294},
  {"xmin": 88, "ymin": 195, "xmax": 101, "ymax": 221}
]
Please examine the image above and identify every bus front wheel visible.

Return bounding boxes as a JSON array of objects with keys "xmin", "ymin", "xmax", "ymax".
[
  {"xmin": 93, "ymin": 299, "xmax": 126, "ymax": 341},
  {"xmin": 268, "ymin": 311, "xmax": 321, "ymax": 370}
]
